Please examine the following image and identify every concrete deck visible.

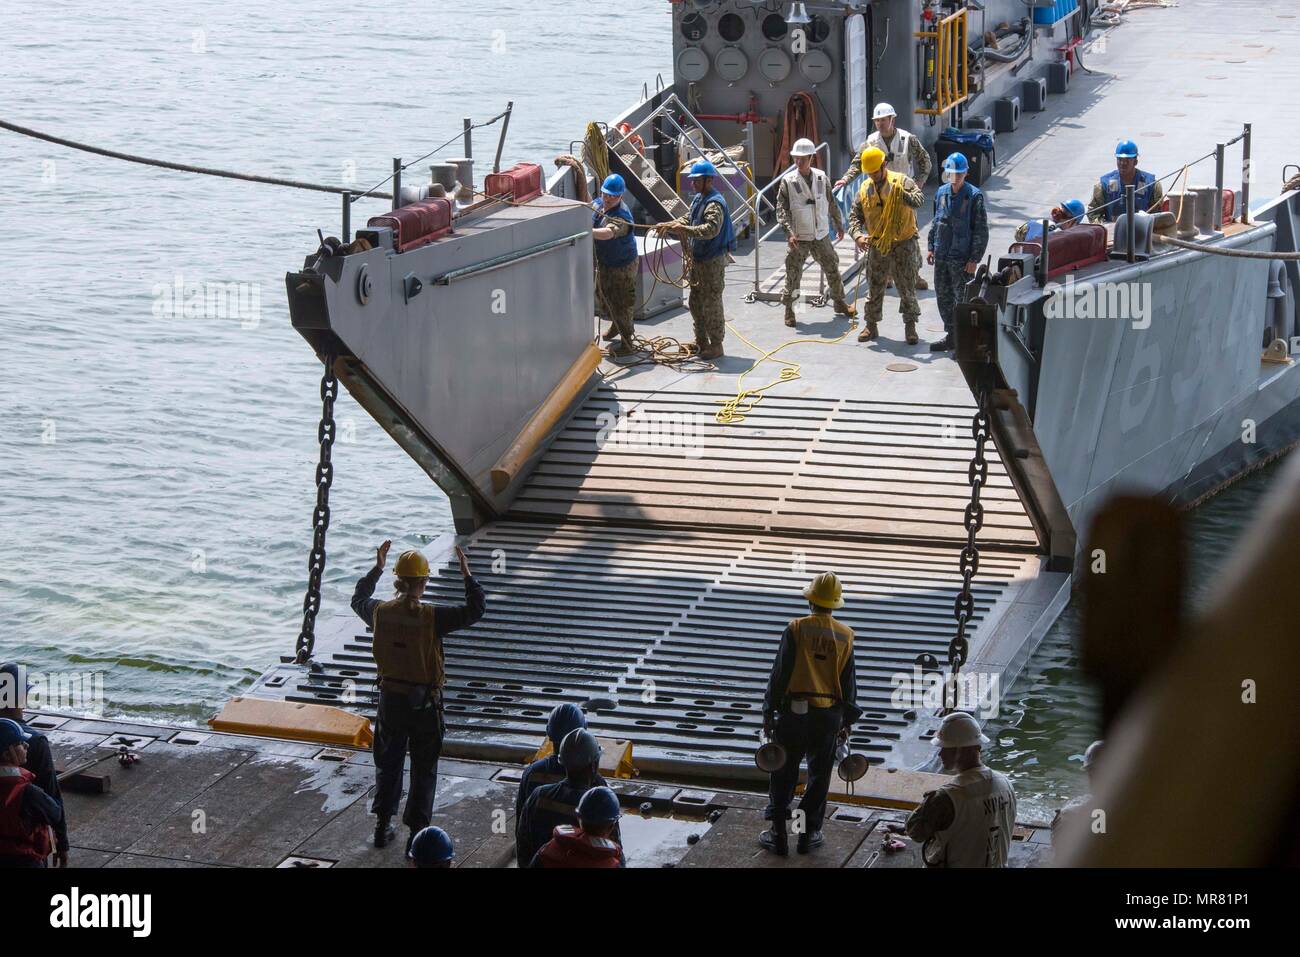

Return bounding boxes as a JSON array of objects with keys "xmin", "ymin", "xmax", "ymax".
[{"xmin": 28, "ymin": 712, "xmax": 1052, "ymax": 869}]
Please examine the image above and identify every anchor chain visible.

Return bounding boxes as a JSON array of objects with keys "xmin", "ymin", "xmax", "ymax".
[
  {"xmin": 294, "ymin": 356, "xmax": 338, "ymax": 664},
  {"xmin": 946, "ymin": 377, "xmax": 992, "ymax": 710}
]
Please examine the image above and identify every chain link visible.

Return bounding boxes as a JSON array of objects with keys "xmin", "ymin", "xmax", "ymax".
[
  {"xmin": 294, "ymin": 356, "xmax": 338, "ymax": 664},
  {"xmin": 946, "ymin": 378, "xmax": 991, "ymax": 710}
]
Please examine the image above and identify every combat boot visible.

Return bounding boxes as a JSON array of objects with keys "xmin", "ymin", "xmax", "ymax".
[
  {"xmin": 374, "ymin": 816, "xmax": 395, "ymax": 849},
  {"xmin": 602, "ymin": 322, "xmax": 621, "ymax": 341},
  {"xmin": 759, "ymin": 820, "xmax": 789, "ymax": 857},
  {"xmin": 857, "ymin": 319, "xmax": 879, "ymax": 342},
  {"xmin": 699, "ymin": 342, "xmax": 724, "ymax": 360},
  {"xmin": 608, "ymin": 338, "xmax": 636, "ymax": 357},
  {"xmin": 904, "ymin": 320, "xmax": 919, "ymax": 345},
  {"xmin": 784, "ymin": 303, "xmax": 797, "ymax": 327},
  {"xmin": 930, "ymin": 333, "xmax": 955, "ymax": 352},
  {"xmin": 915, "ymin": 272, "xmax": 929, "ymax": 291},
  {"xmin": 833, "ymin": 299, "xmax": 858, "ymax": 318}
]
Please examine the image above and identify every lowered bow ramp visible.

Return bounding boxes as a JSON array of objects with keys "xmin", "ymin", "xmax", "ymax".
[{"xmin": 256, "ymin": 380, "xmax": 1065, "ymax": 778}]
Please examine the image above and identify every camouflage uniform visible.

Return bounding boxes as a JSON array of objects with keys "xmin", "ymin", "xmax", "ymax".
[
  {"xmin": 776, "ymin": 171, "xmax": 846, "ymax": 307},
  {"xmin": 848, "ymin": 172, "xmax": 925, "ymax": 330},
  {"xmin": 596, "ymin": 259, "xmax": 637, "ymax": 343},
  {"xmin": 839, "ymin": 130, "xmax": 932, "ymax": 290},
  {"xmin": 680, "ymin": 200, "xmax": 728, "ymax": 350},
  {"xmin": 594, "ymin": 210, "xmax": 637, "ymax": 347}
]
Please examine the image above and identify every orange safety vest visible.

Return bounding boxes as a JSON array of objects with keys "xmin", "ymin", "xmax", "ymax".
[
  {"xmin": 0, "ymin": 769, "xmax": 53, "ymax": 863},
  {"xmin": 371, "ymin": 599, "xmax": 444, "ymax": 689},
  {"xmin": 537, "ymin": 826, "xmax": 622, "ymax": 868},
  {"xmin": 786, "ymin": 613, "xmax": 854, "ymax": 705}
]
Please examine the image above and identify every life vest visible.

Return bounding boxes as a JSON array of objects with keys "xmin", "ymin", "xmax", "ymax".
[
  {"xmin": 688, "ymin": 188, "xmax": 737, "ymax": 262},
  {"xmin": 537, "ymin": 825, "xmax": 622, "ymax": 868},
  {"xmin": 787, "ymin": 613, "xmax": 854, "ymax": 706},
  {"xmin": 371, "ymin": 598, "xmax": 443, "ymax": 689},
  {"xmin": 932, "ymin": 181, "xmax": 982, "ymax": 262},
  {"xmin": 783, "ymin": 167, "xmax": 832, "ymax": 241},
  {"xmin": 866, "ymin": 128, "xmax": 917, "ymax": 178},
  {"xmin": 1098, "ymin": 168, "xmax": 1157, "ymax": 222},
  {"xmin": 0, "ymin": 768, "xmax": 53, "ymax": 863},
  {"xmin": 592, "ymin": 200, "xmax": 638, "ymax": 267},
  {"xmin": 856, "ymin": 172, "xmax": 918, "ymax": 252},
  {"xmin": 922, "ymin": 767, "xmax": 1017, "ymax": 868}
]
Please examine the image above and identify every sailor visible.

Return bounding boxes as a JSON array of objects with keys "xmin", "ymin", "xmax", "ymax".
[
  {"xmin": 0, "ymin": 662, "xmax": 67, "ymax": 867},
  {"xmin": 0, "ymin": 718, "xmax": 62, "ymax": 869},
  {"xmin": 905, "ymin": 712, "xmax": 1017, "ymax": 868},
  {"xmin": 927, "ymin": 152, "xmax": 990, "ymax": 353},
  {"xmin": 516, "ymin": 728, "xmax": 622, "ymax": 867},
  {"xmin": 351, "ymin": 541, "xmax": 486, "ymax": 851},
  {"xmin": 655, "ymin": 160, "xmax": 737, "ymax": 360},
  {"xmin": 776, "ymin": 138, "xmax": 856, "ymax": 328},
  {"xmin": 1015, "ymin": 198, "xmax": 1087, "ymax": 243},
  {"xmin": 529, "ymin": 786, "xmax": 624, "ymax": 869},
  {"xmin": 834, "ymin": 102, "xmax": 933, "ymax": 290},
  {"xmin": 515, "ymin": 702, "xmax": 587, "ymax": 820},
  {"xmin": 408, "ymin": 826, "xmax": 455, "ymax": 868},
  {"xmin": 847, "ymin": 146, "xmax": 925, "ymax": 344},
  {"xmin": 1051, "ymin": 739, "xmax": 1104, "ymax": 848},
  {"xmin": 760, "ymin": 572, "xmax": 861, "ymax": 856},
  {"xmin": 591, "ymin": 173, "xmax": 639, "ymax": 357},
  {"xmin": 1087, "ymin": 139, "xmax": 1164, "ymax": 223}
]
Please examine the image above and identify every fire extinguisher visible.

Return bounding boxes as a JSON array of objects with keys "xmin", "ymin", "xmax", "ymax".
[{"xmin": 919, "ymin": 3, "xmax": 939, "ymax": 125}]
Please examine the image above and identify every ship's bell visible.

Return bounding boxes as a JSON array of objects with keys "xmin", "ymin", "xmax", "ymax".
[{"xmin": 785, "ymin": 2, "xmax": 812, "ymax": 26}]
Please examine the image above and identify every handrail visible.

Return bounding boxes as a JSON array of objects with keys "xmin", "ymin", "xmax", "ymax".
[{"xmin": 915, "ymin": 8, "xmax": 969, "ymax": 117}]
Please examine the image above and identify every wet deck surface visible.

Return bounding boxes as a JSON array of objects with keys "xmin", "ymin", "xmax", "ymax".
[{"xmin": 31, "ymin": 713, "xmax": 1052, "ymax": 868}]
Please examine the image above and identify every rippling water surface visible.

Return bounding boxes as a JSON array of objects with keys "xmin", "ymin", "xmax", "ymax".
[{"xmin": 0, "ymin": 1, "xmax": 1286, "ymax": 821}]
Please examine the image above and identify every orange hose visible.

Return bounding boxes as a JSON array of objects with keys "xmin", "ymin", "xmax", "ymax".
[{"xmin": 773, "ymin": 92, "xmax": 821, "ymax": 177}]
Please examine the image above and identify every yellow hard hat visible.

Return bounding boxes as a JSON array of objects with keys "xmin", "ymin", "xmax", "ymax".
[
  {"xmin": 860, "ymin": 146, "xmax": 886, "ymax": 174},
  {"xmin": 802, "ymin": 572, "xmax": 844, "ymax": 609},
  {"xmin": 394, "ymin": 550, "xmax": 430, "ymax": 578}
]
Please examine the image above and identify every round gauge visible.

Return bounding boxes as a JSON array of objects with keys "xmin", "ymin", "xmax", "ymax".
[
  {"xmin": 799, "ymin": 49, "xmax": 833, "ymax": 84},
  {"xmin": 680, "ymin": 12, "xmax": 708, "ymax": 42},
  {"xmin": 761, "ymin": 13, "xmax": 788, "ymax": 41},
  {"xmin": 718, "ymin": 12, "xmax": 745, "ymax": 42},
  {"xmin": 676, "ymin": 47, "xmax": 711, "ymax": 82},
  {"xmin": 758, "ymin": 46, "xmax": 793, "ymax": 83},
  {"xmin": 715, "ymin": 46, "xmax": 749, "ymax": 82},
  {"xmin": 808, "ymin": 15, "xmax": 831, "ymax": 44}
]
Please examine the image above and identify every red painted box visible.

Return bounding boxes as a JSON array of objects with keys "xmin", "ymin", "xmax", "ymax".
[
  {"xmin": 367, "ymin": 198, "xmax": 453, "ymax": 252},
  {"xmin": 484, "ymin": 162, "xmax": 543, "ymax": 204}
]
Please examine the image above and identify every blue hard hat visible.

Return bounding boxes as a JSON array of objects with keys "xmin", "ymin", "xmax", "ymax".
[
  {"xmin": 1062, "ymin": 199, "xmax": 1086, "ymax": 221},
  {"xmin": 942, "ymin": 152, "xmax": 969, "ymax": 174},
  {"xmin": 0, "ymin": 718, "xmax": 33, "ymax": 750},
  {"xmin": 1115, "ymin": 139, "xmax": 1139, "ymax": 158},
  {"xmin": 408, "ymin": 826, "xmax": 455, "ymax": 867},
  {"xmin": 687, "ymin": 160, "xmax": 718, "ymax": 179},
  {"xmin": 546, "ymin": 703, "xmax": 587, "ymax": 746},
  {"xmin": 600, "ymin": 174, "xmax": 626, "ymax": 196},
  {"xmin": 558, "ymin": 728, "xmax": 601, "ymax": 772},
  {"xmin": 576, "ymin": 786, "xmax": 621, "ymax": 825}
]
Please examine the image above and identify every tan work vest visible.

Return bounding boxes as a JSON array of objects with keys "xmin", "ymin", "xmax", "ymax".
[
  {"xmin": 856, "ymin": 171, "xmax": 919, "ymax": 246},
  {"xmin": 866, "ymin": 128, "xmax": 917, "ymax": 178},
  {"xmin": 784, "ymin": 166, "xmax": 831, "ymax": 241},
  {"xmin": 787, "ymin": 614, "xmax": 854, "ymax": 705},
  {"xmin": 371, "ymin": 598, "xmax": 444, "ymax": 688},
  {"xmin": 923, "ymin": 767, "xmax": 1017, "ymax": 868}
]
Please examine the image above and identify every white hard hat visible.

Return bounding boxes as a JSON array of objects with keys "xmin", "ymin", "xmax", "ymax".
[
  {"xmin": 790, "ymin": 138, "xmax": 816, "ymax": 157},
  {"xmin": 872, "ymin": 102, "xmax": 897, "ymax": 120},
  {"xmin": 932, "ymin": 712, "xmax": 990, "ymax": 749}
]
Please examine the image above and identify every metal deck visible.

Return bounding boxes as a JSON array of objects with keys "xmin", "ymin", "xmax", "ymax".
[{"xmin": 28, "ymin": 712, "xmax": 1053, "ymax": 868}]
